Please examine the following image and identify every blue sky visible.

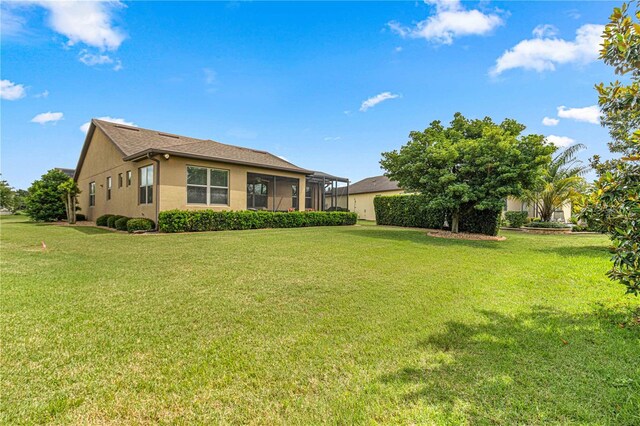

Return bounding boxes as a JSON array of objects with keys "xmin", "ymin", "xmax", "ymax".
[{"xmin": 1, "ymin": 1, "xmax": 618, "ymax": 189}]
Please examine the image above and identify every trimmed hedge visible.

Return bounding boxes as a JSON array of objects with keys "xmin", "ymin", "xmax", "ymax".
[
  {"xmin": 114, "ymin": 216, "xmax": 130, "ymax": 231},
  {"xmin": 525, "ymin": 221, "xmax": 570, "ymax": 229},
  {"xmin": 158, "ymin": 210, "xmax": 358, "ymax": 233},
  {"xmin": 127, "ymin": 218, "xmax": 155, "ymax": 233},
  {"xmin": 373, "ymin": 194, "xmax": 501, "ymax": 236},
  {"xmin": 96, "ymin": 214, "xmax": 114, "ymax": 226},
  {"xmin": 107, "ymin": 215, "xmax": 126, "ymax": 229},
  {"xmin": 504, "ymin": 211, "xmax": 529, "ymax": 228}
]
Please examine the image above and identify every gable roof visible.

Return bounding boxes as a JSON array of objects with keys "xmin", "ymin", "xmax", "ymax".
[
  {"xmin": 349, "ymin": 175, "xmax": 400, "ymax": 194},
  {"xmin": 74, "ymin": 119, "xmax": 311, "ymax": 179},
  {"xmin": 55, "ymin": 168, "xmax": 75, "ymax": 178}
]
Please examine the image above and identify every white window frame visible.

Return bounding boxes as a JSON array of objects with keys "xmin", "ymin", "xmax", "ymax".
[
  {"xmin": 126, "ymin": 170, "xmax": 132, "ymax": 187},
  {"xmin": 139, "ymin": 165, "xmax": 154, "ymax": 205},
  {"xmin": 186, "ymin": 165, "xmax": 229, "ymax": 206},
  {"xmin": 106, "ymin": 176, "xmax": 112, "ymax": 200},
  {"xmin": 89, "ymin": 182, "xmax": 95, "ymax": 207}
]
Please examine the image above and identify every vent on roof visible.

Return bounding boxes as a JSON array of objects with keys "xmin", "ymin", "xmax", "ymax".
[
  {"xmin": 114, "ymin": 125, "xmax": 139, "ymax": 131},
  {"xmin": 158, "ymin": 132, "xmax": 179, "ymax": 139}
]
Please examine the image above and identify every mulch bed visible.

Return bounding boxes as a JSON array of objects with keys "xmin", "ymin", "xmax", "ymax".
[{"xmin": 427, "ymin": 230, "xmax": 506, "ymax": 241}]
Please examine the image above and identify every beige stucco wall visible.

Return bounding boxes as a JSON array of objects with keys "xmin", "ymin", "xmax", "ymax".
[
  {"xmin": 349, "ymin": 190, "xmax": 404, "ymax": 221},
  {"xmin": 505, "ymin": 196, "xmax": 572, "ymax": 222},
  {"xmin": 158, "ymin": 156, "xmax": 306, "ymax": 212},
  {"xmin": 76, "ymin": 128, "xmax": 156, "ymax": 222}
]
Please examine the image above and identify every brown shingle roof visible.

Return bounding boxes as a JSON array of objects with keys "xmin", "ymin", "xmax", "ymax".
[
  {"xmin": 349, "ymin": 175, "xmax": 401, "ymax": 194},
  {"xmin": 89, "ymin": 119, "xmax": 310, "ymax": 174}
]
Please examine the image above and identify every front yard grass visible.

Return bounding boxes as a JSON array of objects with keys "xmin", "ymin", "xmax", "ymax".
[{"xmin": 1, "ymin": 215, "xmax": 639, "ymax": 424}]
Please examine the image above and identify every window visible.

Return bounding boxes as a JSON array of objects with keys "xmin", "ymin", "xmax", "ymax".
[
  {"xmin": 187, "ymin": 166, "xmax": 229, "ymax": 205},
  {"xmin": 126, "ymin": 170, "xmax": 132, "ymax": 187},
  {"xmin": 139, "ymin": 165, "xmax": 153, "ymax": 204},
  {"xmin": 106, "ymin": 176, "xmax": 112, "ymax": 200},
  {"xmin": 118, "ymin": 173, "xmax": 123, "ymax": 188},
  {"xmin": 89, "ymin": 182, "xmax": 95, "ymax": 207}
]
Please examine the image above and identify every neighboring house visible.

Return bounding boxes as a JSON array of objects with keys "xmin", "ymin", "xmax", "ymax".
[
  {"xmin": 504, "ymin": 197, "xmax": 572, "ymax": 222},
  {"xmin": 348, "ymin": 175, "xmax": 404, "ymax": 221},
  {"xmin": 55, "ymin": 168, "xmax": 75, "ymax": 178},
  {"xmin": 74, "ymin": 119, "xmax": 348, "ymax": 223}
]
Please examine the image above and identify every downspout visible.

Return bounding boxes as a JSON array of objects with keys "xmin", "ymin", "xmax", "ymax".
[{"xmin": 148, "ymin": 153, "xmax": 161, "ymax": 231}]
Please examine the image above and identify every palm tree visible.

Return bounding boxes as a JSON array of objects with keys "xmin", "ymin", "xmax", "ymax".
[{"xmin": 523, "ymin": 144, "xmax": 589, "ymax": 222}]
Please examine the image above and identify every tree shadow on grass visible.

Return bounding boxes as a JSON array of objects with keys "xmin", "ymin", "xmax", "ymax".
[
  {"xmin": 338, "ymin": 227, "xmax": 504, "ymax": 250},
  {"xmin": 64, "ymin": 226, "xmax": 113, "ymax": 235},
  {"xmin": 534, "ymin": 244, "xmax": 610, "ymax": 259},
  {"xmin": 379, "ymin": 305, "xmax": 640, "ymax": 424}
]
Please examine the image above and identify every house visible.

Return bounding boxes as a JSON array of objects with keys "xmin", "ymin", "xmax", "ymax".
[
  {"xmin": 74, "ymin": 119, "xmax": 349, "ymax": 223},
  {"xmin": 55, "ymin": 168, "xmax": 76, "ymax": 178},
  {"xmin": 349, "ymin": 174, "xmax": 572, "ymax": 223},
  {"xmin": 348, "ymin": 175, "xmax": 404, "ymax": 221},
  {"xmin": 504, "ymin": 198, "xmax": 572, "ymax": 222}
]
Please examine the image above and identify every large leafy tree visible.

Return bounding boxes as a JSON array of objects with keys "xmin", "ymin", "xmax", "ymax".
[
  {"xmin": 25, "ymin": 169, "xmax": 70, "ymax": 222},
  {"xmin": 380, "ymin": 113, "xmax": 554, "ymax": 233},
  {"xmin": 522, "ymin": 144, "xmax": 589, "ymax": 222},
  {"xmin": 584, "ymin": 2, "xmax": 640, "ymax": 295},
  {"xmin": 0, "ymin": 178, "xmax": 14, "ymax": 211}
]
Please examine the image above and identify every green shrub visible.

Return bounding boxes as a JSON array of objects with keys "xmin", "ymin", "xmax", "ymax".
[
  {"xmin": 114, "ymin": 216, "xmax": 130, "ymax": 231},
  {"xmin": 504, "ymin": 211, "xmax": 529, "ymax": 228},
  {"xmin": 24, "ymin": 169, "xmax": 71, "ymax": 222},
  {"xmin": 127, "ymin": 218, "xmax": 155, "ymax": 233},
  {"xmin": 373, "ymin": 195, "xmax": 501, "ymax": 236},
  {"xmin": 158, "ymin": 210, "xmax": 357, "ymax": 233},
  {"xmin": 96, "ymin": 214, "xmax": 114, "ymax": 226},
  {"xmin": 107, "ymin": 215, "xmax": 125, "ymax": 229},
  {"xmin": 75, "ymin": 213, "xmax": 86, "ymax": 221},
  {"xmin": 525, "ymin": 221, "xmax": 570, "ymax": 229}
]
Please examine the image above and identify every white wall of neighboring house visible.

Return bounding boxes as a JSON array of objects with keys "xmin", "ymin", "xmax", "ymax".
[
  {"xmin": 349, "ymin": 190, "xmax": 404, "ymax": 221},
  {"xmin": 505, "ymin": 197, "xmax": 572, "ymax": 222}
]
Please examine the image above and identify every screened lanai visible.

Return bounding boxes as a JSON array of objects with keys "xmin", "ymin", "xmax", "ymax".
[
  {"xmin": 246, "ymin": 171, "xmax": 349, "ymax": 212},
  {"xmin": 305, "ymin": 171, "xmax": 349, "ymax": 211}
]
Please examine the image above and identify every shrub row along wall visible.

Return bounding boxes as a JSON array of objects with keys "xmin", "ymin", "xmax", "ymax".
[
  {"xmin": 373, "ymin": 195, "xmax": 501, "ymax": 236},
  {"xmin": 158, "ymin": 210, "xmax": 357, "ymax": 233}
]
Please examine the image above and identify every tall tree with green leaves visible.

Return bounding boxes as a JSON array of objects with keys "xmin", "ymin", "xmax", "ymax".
[
  {"xmin": 583, "ymin": 1, "xmax": 640, "ymax": 295},
  {"xmin": 380, "ymin": 113, "xmax": 554, "ymax": 233},
  {"xmin": 0, "ymin": 178, "xmax": 14, "ymax": 211},
  {"xmin": 59, "ymin": 179, "xmax": 81, "ymax": 224},
  {"xmin": 522, "ymin": 144, "xmax": 589, "ymax": 222},
  {"xmin": 25, "ymin": 169, "xmax": 71, "ymax": 222}
]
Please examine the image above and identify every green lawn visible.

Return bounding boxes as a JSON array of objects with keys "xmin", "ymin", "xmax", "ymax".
[{"xmin": 2, "ymin": 215, "xmax": 639, "ymax": 425}]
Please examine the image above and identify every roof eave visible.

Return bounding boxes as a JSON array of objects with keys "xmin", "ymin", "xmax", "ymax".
[{"xmin": 123, "ymin": 149, "xmax": 314, "ymax": 175}]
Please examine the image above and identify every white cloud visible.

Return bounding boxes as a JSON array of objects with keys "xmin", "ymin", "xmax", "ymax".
[
  {"xmin": 204, "ymin": 68, "xmax": 216, "ymax": 85},
  {"xmin": 0, "ymin": 4, "xmax": 28, "ymax": 37},
  {"xmin": 546, "ymin": 135, "xmax": 575, "ymax": 147},
  {"xmin": 323, "ymin": 136, "xmax": 341, "ymax": 141},
  {"xmin": 394, "ymin": 46, "xmax": 403, "ymax": 52},
  {"xmin": 388, "ymin": 0, "xmax": 504, "ymax": 45},
  {"xmin": 31, "ymin": 111, "xmax": 64, "ymax": 124},
  {"xmin": 80, "ymin": 116, "xmax": 136, "ymax": 133},
  {"xmin": 532, "ymin": 24, "xmax": 559, "ymax": 38},
  {"xmin": 557, "ymin": 105, "xmax": 600, "ymax": 124},
  {"xmin": 542, "ymin": 117, "xmax": 559, "ymax": 126},
  {"xmin": 360, "ymin": 92, "xmax": 400, "ymax": 112},
  {"xmin": 78, "ymin": 50, "xmax": 113, "ymax": 66},
  {"xmin": 113, "ymin": 60, "xmax": 123, "ymax": 71},
  {"xmin": 36, "ymin": 0, "xmax": 126, "ymax": 50},
  {"xmin": 0, "ymin": 79, "xmax": 26, "ymax": 100},
  {"xmin": 35, "ymin": 89, "xmax": 49, "ymax": 98},
  {"xmin": 491, "ymin": 24, "xmax": 604, "ymax": 76}
]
